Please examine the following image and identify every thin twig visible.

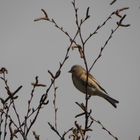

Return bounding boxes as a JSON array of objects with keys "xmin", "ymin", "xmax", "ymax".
[
  {"xmin": 110, "ymin": 0, "xmax": 117, "ymax": 5},
  {"xmin": 89, "ymin": 13, "xmax": 129, "ymax": 71},
  {"xmin": 48, "ymin": 122, "xmax": 64, "ymax": 140},
  {"xmin": 84, "ymin": 7, "xmax": 129, "ymax": 45},
  {"xmin": 34, "ymin": 9, "xmax": 78, "ymax": 46},
  {"xmin": 53, "ymin": 81, "xmax": 58, "ymax": 130},
  {"xmin": 3, "ymin": 101, "xmax": 12, "ymax": 140},
  {"xmin": 72, "ymin": 1, "xmax": 91, "ymax": 138},
  {"xmin": 24, "ymin": 76, "xmax": 39, "ymax": 134},
  {"xmin": 90, "ymin": 116, "xmax": 118, "ymax": 140}
]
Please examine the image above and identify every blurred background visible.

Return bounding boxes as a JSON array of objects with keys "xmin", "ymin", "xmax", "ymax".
[{"xmin": 0, "ymin": 0, "xmax": 140, "ymax": 139}]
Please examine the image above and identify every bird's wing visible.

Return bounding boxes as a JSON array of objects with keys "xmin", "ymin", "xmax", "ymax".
[
  {"xmin": 88, "ymin": 73, "xmax": 100, "ymax": 85},
  {"xmin": 88, "ymin": 72, "xmax": 108, "ymax": 94},
  {"xmin": 79, "ymin": 72, "xmax": 97, "ymax": 89}
]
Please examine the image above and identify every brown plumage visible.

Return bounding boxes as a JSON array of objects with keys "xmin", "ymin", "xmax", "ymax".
[{"xmin": 69, "ymin": 65, "xmax": 119, "ymax": 108}]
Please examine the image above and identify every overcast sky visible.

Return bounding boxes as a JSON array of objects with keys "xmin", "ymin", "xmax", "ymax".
[{"xmin": 0, "ymin": 0, "xmax": 140, "ymax": 140}]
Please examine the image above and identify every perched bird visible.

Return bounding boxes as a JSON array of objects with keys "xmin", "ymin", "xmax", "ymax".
[{"xmin": 69, "ymin": 65, "xmax": 119, "ymax": 108}]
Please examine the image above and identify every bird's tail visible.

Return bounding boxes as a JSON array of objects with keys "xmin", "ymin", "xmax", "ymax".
[{"xmin": 101, "ymin": 94, "xmax": 119, "ymax": 108}]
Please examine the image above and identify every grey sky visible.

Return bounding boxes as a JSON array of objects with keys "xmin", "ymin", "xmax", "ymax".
[{"xmin": 0, "ymin": 0, "xmax": 140, "ymax": 140}]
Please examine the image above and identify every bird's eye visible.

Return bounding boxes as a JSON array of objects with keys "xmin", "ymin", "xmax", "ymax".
[{"xmin": 73, "ymin": 68, "xmax": 76, "ymax": 72}]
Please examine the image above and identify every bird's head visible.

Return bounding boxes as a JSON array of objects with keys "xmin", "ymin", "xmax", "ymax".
[{"xmin": 68, "ymin": 65, "xmax": 84, "ymax": 76}]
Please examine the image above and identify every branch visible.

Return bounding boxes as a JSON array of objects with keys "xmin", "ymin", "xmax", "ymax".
[
  {"xmin": 110, "ymin": 0, "xmax": 117, "ymax": 5},
  {"xmin": 84, "ymin": 7, "xmax": 129, "ymax": 45},
  {"xmin": 48, "ymin": 122, "xmax": 64, "ymax": 140},
  {"xmin": 89, "ymin": 12, "xmax": 130, "ymax": 71},
  {"xmin": 90, "ymin": 116, "xmax": 118, "ymax": 140},
  {"xmin": 53, "ymin": 81, "xmax": 58, "ymax": 130}
]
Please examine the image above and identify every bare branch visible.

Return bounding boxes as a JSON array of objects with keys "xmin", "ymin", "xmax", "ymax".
[
  {"xmin": 33, "ymin": 131, "xmax": 40, "ymax": 140},
  {"xmin": 110, "ymin": 0, "xmax": 117, "ymax": 5},
  {"xmin": 89, "ymin": 13, "xmax": 130, "ymax": 71}
]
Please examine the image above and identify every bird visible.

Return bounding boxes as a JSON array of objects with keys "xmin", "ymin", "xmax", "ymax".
[{"xmin": 68, "ymin": 65, "xmax": 119, "ymax": 108}]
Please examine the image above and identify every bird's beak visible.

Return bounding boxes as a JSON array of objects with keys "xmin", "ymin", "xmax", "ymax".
[{"xmin": 68, "ymin": 69, "xmax": 72, "ymax": 73}]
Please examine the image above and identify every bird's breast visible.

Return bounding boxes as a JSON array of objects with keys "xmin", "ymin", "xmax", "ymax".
[{"xmin": 72, "ymin": 75, "xmax": 96, "ymax": 95}]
